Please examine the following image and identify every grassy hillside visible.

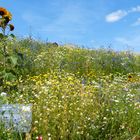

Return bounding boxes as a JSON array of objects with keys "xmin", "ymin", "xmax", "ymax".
[
  {"xmin": 2, "ymin": 38, "xmax": 139, "ymax": 76},
  {"xmin": 0, "ymin": 38, "xmax": 140, "ymax": 140}
]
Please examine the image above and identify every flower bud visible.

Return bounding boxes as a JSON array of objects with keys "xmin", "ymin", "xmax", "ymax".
[{"xmin": 9, "ymin": 24, "xmax": 14, "ymax": 31}]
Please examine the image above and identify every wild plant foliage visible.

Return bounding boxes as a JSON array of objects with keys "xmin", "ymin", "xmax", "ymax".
[{"xmin": 0, "ymin": 6, "xmax": 140, "ymax": 140}]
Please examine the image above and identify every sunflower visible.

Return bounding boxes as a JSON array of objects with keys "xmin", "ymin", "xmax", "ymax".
[
  {"xmin": 0, "ymin": 7, "xmax": 12, "ymax": 21},
  {"xmin": 0, "ymin": 7, "xmax": 7, "ymax": 17}
]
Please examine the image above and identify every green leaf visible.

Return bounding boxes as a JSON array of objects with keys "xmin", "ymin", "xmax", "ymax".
[
  {"xmin": 0, "ymin": 70, "xmax": 6, "ymax": 77},
  {"xmin": 3, "ymin": 72, "xmax": 16, "ymax": 81},
  {"xmin": 10, "ymin": 34, "xmax": 16, "ymax": 38},
  {"xmin": 9, "ymin": 55, "xmax": 18, "ymax": 66},
  {"xmin": 0, "ymin": 33, "xmax": 4, "ymax": 39}
]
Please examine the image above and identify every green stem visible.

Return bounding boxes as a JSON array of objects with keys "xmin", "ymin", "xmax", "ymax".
[{"xmin": 2, "ymin": 27, "xmax": 7, "ymax": 88}]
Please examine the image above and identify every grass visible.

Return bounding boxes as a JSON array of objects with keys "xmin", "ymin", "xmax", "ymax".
[{"xmin": 0, "ymin": 38, "xmax": 140, "ymax": 140}]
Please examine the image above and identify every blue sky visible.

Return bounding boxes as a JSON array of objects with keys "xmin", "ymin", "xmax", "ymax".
[{"xmin": 1, "ymin": 0, "xmax": 140, "ymax": 52}]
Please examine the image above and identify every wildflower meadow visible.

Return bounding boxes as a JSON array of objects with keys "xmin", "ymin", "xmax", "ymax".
[{"xmin": 0, "ymin": 6, "xmax": 140, "ymax": 140}]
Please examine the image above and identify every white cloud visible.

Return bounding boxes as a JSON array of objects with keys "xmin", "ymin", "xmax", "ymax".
[
  {"xmin": 131, "ymin": 18, "xmax": 140, "ymax": 26},
  {"xmin": 105, "ymin": 10, "xmax": 127, "ymax": 22},
  {"xmin": 115, "ymin": 36, "xmax": 140, "ymax": 52},
  {"xmin": 115, "ymin": 36, "xmax": 140, "ymax": 48},
  {"xmin": 37, "ymin": 4, "xmax": 93, "ymax": 37},
  {"xmin": 105, "ymin": 5, "xmax": 140, "ymax": 23},
  {"xmin": 21, "ymin": 2, "xmax": 98, "ymax": 42},
  {"xmin": 115, "ymin": 37, "xmax": 129, "ymax": 44},
  {"xmin": 131, "ymin": 6, "xmax": 140, "ymax": 12}
]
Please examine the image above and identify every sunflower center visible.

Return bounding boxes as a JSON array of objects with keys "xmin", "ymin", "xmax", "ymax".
[{"xmin": 0, "ymin": 11, "xmax": 4, "ymax": 16}]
